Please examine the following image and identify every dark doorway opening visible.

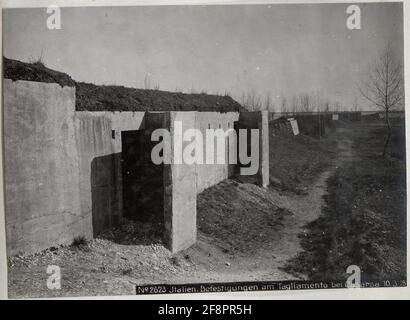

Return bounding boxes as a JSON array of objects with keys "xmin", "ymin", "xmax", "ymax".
[{"xmin": 121, "ymin": 130, "xmax": 164, "ymax": 226}]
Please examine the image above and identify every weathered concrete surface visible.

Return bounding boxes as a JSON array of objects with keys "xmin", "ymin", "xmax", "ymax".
[
  {"xmin": 77, "ymin": 111, "xmax": 145, "ymax": 152},
  {"xmin": 164, "ymin": 112, "xmax": 197, "ymax": 253},
  {"xmin": 75, "ymin": 114, "xmax": 117, "ymax": 236},
  {"xmin": 4, "ymin": 79, "xmax": 84, "ymax": 255},
  {"xmin": 195, "ymin": 112, "xmax": 239, "ymax": 193},
  {"xmin": 74, "ymin": 111, "xmax": 145, "ymax": 236},
  {"xmin": 259, "ymin": 111, "xmax": 270, "ymax": 188}
]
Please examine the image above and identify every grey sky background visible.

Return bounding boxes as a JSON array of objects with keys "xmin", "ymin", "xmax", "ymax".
[{"xmin": 3, "ymin": 3, "xmax": 404, "ymax": 110}]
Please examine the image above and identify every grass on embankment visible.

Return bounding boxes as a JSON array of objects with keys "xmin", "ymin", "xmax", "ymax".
[
  {"xmin": 269, "ymin": 130, "xmax": 337, "ymax": 194},
  {"xmin": 283, "ymin": 122, "xmax": 406, "ymax": 282}
]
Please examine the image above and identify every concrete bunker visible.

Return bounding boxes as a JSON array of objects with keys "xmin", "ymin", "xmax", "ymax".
[{"xmin": 3, "ymin": 69, "xmax": 269, "ymax": 255}]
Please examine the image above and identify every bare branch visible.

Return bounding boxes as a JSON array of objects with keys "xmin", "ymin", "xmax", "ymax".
[{"xmin": 358, "ymin": 45, "xmax": 403, "ymax": 112}]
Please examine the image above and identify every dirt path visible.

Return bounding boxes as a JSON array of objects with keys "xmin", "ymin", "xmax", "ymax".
[
  {"xmin": 194, "ymin": 126, "xmax": 354, "ymax": 282},
  {"xmin": 170, "ymin": 159, "xmax": 339, "ymax": 284},
  {"xmin": 281, "ymin": 122, "xmax": 407, "ymax": 281}
]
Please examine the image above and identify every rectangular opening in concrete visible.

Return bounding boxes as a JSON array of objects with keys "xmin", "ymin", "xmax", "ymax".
[{"xmin": 121, "ymin": 130, "xmax": 164, "ymax": 227}]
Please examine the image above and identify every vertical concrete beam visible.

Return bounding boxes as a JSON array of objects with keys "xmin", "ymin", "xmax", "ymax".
[
  {"xmin": 163, "ymin": 112, "xmax": 197, "ymax": 253},
  {"xmin": 258, "ymin": 111, "xmax": 269, "ymax": 188}
]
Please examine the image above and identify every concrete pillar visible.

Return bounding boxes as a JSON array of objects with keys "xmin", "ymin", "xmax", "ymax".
[
  {"xmin": 163, "ymin": 111, "xmax": 197, "ymax": 253},
  {"xmin": 258, "ymin": 110, "xmax": 269, "ymax": 188}
]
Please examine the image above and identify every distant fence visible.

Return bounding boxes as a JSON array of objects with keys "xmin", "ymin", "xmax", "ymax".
[
  {"xmin": 339, "ymin": 112, "xmax": 361, "ymax": 122},
  {"xmin": 269, "ymin": 111, "xmax": 363, "ymax": 139},
  {"xmin": 270, "ymin": 117, "xmax": 299, "ymax": 136}
]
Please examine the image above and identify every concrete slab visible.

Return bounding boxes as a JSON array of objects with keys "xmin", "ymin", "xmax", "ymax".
[{"xmin": 163, "ymin": 112, "xmax": 197, "ymax": 253}]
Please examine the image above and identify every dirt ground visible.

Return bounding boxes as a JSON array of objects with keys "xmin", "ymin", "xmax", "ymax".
[
  {"xmin": 284, "ymin": 121, "xmax": 406, "ymax": 282},
  {"xmin": 7, "ymin": 120, "xmax": 406, "ymax": 298},
  {"xmin": 269, "ymin": 131, "xmax": 337, "ymax": 194}
]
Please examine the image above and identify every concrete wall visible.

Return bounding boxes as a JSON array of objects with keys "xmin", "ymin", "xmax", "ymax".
[
  {"xmin": 74, "ymin": 111, "xmax": 145, "ymax": 236},
  {"xmin": 75, "ymin": 114, "xmax": 118, "ymax": 236},
  {"xmin": 4, "ymin": 79, "xmax": 85, "ymax": 255},
  {"xmin": 259, "ymin": 111, "xmax": 270, "ymax": 188},
  {"xmin": 75, "ymin": 111, "xmax": 239, "ymax": 249},
  {"xmin": 77, "ymin": 111, "xmax": 145, "ymax": 151},
  {"xmin": 195, "ymin": 112, "xmax": 239, "ymax": 193},
  {"xmin": 164, "ymin": 112, "xmax": 197, "ymax": 253}
]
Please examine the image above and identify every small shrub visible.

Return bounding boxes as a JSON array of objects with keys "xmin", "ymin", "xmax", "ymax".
[
  {"xmin": 28, "ymin": 50, "xmax": 46, "ymax": 68},
  {"xmin": 32, "ymin": 59, "xmax": 45, "ymax": 68},
  {"xmin": 170, "ymin": 256, "xmax": 181, "ymax": 267},
  {"xmin": 121, "ymin": 268, "xmax": 133, "ymax": 276},
  {"xmin": 72, "ymin": 235, "xmax": 88, "ymax": 247}
]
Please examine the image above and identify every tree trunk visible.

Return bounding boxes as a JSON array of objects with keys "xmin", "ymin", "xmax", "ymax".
[{"xmin": 382, "ymin": 108, "xmax": 391, "ymax": 157}]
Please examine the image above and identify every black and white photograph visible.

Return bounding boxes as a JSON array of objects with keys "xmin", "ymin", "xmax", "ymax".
[{"xmin": 0, "ymin": 1, "xmax": 407, "ymax": 299}]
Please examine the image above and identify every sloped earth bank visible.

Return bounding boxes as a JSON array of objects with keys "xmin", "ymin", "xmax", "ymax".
[
  {"xmin": 269, "ymin": 132, "xmax": 337, "ymax": 194},
  {"xmin": 11, "ymin": 122, "xmax": 401, "ymax": 298}
]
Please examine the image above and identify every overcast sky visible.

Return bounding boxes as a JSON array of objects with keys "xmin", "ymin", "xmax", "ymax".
[{"xmin": 3, "ymin": 3, "xmax": 404, "ymax": 110}]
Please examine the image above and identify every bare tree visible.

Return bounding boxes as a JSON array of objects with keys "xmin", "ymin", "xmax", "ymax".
[
  {"xmin": 144, "ymin": 73, "xmax": 151, "ymax": 89},
  {"xmin": 312, "ymin": 91, "xmax": 324, "ymax": 112},
  {"xmin": 333, "ymin": 101, "xmax": 342, "ymax": 112},
  {"xmin": 250, "ymin": 92, "xmax": 263, "ymax": 111},
  {"xmin": 291, "ymin": 96, "xmax": 299, "ymax": 113},
  {"xmin": 265, "ymin": 93, "xmax": 273, "ymax": 112},
  {"xmin": 314, "ymin": 92, "xmax": 330, "ymax": 113},
  {"xmin": 241, "ymin": 91, "xmax": 263, "ymax": 111},
  {"xmin": 299, "ymin": 93, "xmax": 312, "ymax": 112},
  {"xmin": 280, "ymin": 95, "xmax": 288, "ymax": 113},
  {"xmin": 351, "ymin": 97, "xmax": 359, "ymax": 112},
  {"xmin": 358, "ymin": 45, "xmax": 404, "ymax": 156},
  {"xmin": 322, "ymin": 99, "xmax": 330, "ymax": 113}
]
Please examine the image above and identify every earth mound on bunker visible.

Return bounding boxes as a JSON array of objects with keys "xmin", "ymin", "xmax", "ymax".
[
  {"xmin": 3, "ymin": 57, "xmax": 76, "ymax": 87},
  {"xmin": 3, "ymin": 56, "xmax": 245, "ymax": 113},
  {"xmin": 75, "ymin": 82, "xmax": 245, "ymax": 112}
]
